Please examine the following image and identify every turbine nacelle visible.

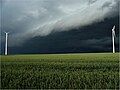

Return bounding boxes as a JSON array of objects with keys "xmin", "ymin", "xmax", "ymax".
[{"xmin": 5, "ymin": 32, "xmax": 9, "ymax": 34}]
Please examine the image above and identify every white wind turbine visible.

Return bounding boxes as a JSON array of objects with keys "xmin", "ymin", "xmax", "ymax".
[
  {"xmin": 5, "ymin": 32, "xmax": 9, "ymax": 55},
  {"xmin": 112, "ymin": 25, "xmax": 116, "ymax": 53}
]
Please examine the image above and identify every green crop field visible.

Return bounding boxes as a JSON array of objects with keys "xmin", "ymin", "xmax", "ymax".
[{"xmin": 1, "ymin": 53, "xmax": 119, "ymax": 89}]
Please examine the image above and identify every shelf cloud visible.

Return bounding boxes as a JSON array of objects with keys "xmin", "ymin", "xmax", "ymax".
[{"xmin": 1, "ymin": 0, "xmax": 118, "ymax": 46}]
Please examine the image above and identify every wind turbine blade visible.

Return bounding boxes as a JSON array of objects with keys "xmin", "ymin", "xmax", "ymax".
[
  {"xmin": 112, "ymin": 25, "xmax": 115, "ymax": 53},
  {"xmin": 113, "ymin": 25, "xmax": 115, "ymax": 30},
  {"xmin": 4, "ymin": 32, "xmax": 9, "ymax": 34},
  {"xmin": 112, "ymin": 25, "xmax": 116, "ymax": 37}
]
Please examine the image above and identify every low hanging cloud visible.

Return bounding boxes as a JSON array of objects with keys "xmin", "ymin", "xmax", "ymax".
[{"xmin": 1, "ymin": 0, "xmax": 118, "ymax": 46}]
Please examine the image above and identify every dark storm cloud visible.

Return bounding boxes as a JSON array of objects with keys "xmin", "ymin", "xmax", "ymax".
[
  {"xmin": 1, "ymin": 0, "xmax": 119, "ymax": 46},
  {"xmin": 2, "ymin": 15, "xmax": 118, "ymax": 54}
]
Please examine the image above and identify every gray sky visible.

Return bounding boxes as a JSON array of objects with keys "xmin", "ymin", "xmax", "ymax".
[{"xmin": 1, "ymin": 0, "xmax": 118, "ymax": 46}]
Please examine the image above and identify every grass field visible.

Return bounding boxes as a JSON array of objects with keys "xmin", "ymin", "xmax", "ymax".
[{"xmin": 1, "ymin": 53, "xmax": 119, "ymax": 89}]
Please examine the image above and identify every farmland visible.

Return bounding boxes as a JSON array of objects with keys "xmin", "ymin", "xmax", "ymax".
[{"xmin": 1, "ymin": 53, "xmax": 119, "ymax": 89}]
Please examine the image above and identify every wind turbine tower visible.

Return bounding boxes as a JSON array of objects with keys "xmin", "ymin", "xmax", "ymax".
[
  {"xmin": 112, "ymin": 25, "xmax": 115, "ymax": 53},
  {"xmin": 5, "ymin": 32, "xmax": 9, "ymax": 55}
]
